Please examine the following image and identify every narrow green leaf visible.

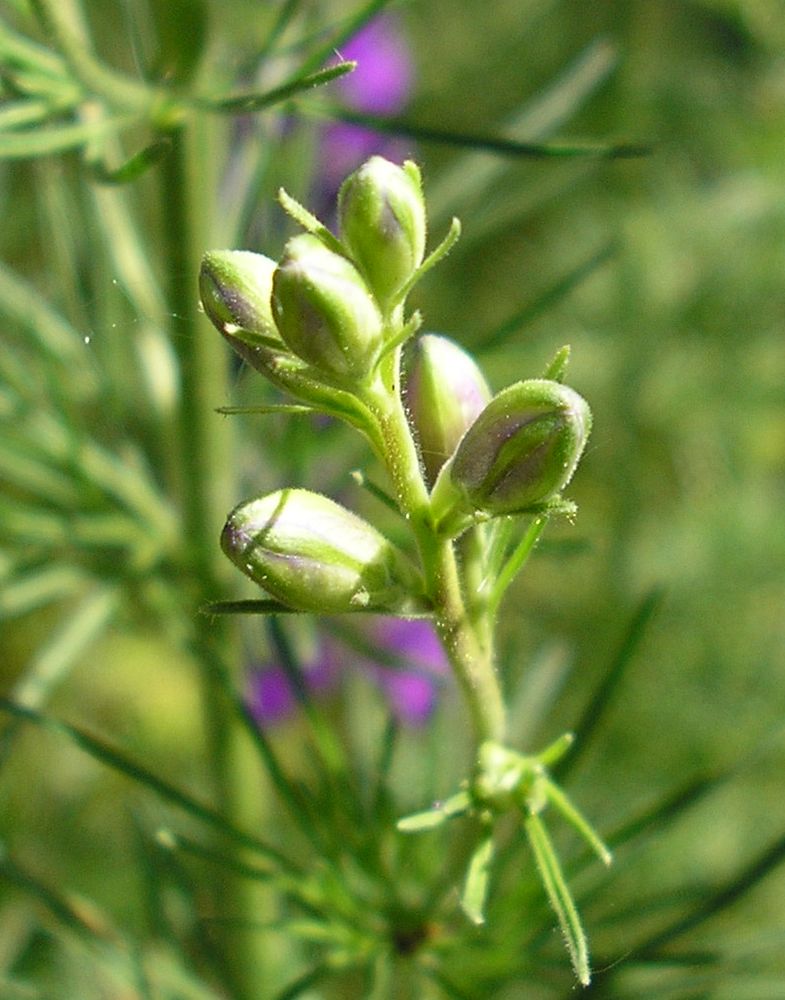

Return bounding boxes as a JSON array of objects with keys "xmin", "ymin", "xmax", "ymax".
[
  {"xmin": 158, "ymin": 829, "xmax": 331, "ymax": 919},
  {"xmin": 0, "ymin": 437, "xmax": 82, "ymax": 505},
  {"xmin": 461, "ymin": 830, "xmax": 496, "ymax": 925},
  {"xmin": 525, "ymin": 813, "xmax": 591, "ymax": 986},
  {"xmin": 396, "ymin": 219, "xmax": 460, "ymax": 303},
  {"xmin": 257, "ymin": 0, "xmax": 305, "ymax": 62},
  {"xmin": 215, "ymin": 403, "xmax": 314, "ymax": 416},
  {"xmin": 488, "ymin": 515, "xmax": 549, "ymax": 618},
  {"xmin": 634, "ymin": 831, "xmax": 785, "ymax": 960},
  {"xmin": 605, "ymin": 772, "xmax": 721, "ymax": 857},
  {"xmin": 542, "ymin": 345, "xmax": 572, "ymax": 382},
  {"xmin": 543, "ymin": 779, "xmax": 612, "ymax": 866},
  {"xmin": 349, "ymin": 469, "xmax": 400, "ymax": 514},
  {"xmin": 0, "ymin": 846, "xmax": 109, "ymax": 941},
  {"xmin": 425, "ymin": 36, "xmax": 619, "ymax": 221},
  {"xmin": 0, "ymin": 114, "xmax": 135, "ymax": 159},
  {"xmin": 276, "ymin": 187, "xmax": 346, "ymax": 255},
  {"xmin": 0, "ymin": 260, "xmax": 97, "ymax": 378},
  {"xmin": 0, "ymin": 21, "xmax": 69, "ymax": 79},
  {"xmin": 273, "ymin": 965, "xmax": 330, "ymax": 1000},
  {"xmin": 294, "ymin": 0, "xmax": 392, "ymax": 78},
  {"xmin": 0, "ymin": 563, "xmax": 89, "ymax": 620},
  {"xmin": 203, "ymin": 61, "xmax": 355, "ymax": 114},
  {"xmin": 425, "ymin": 970, "xmax": 476, "ymax": 1000},
  {"xmin": 397, "ymin": 790, "xmax": 471, "ymax": 832},
  {"xmin": 301, "ymin": 103, "xmax": 651, "ymax": 159},
  {"xmin": 144, "ymin": 827, "xmax": 245, "ymax": 995},
  {"xmin": 0, "ymin": 586, "xmax": 120, "ymax": 768},
  {"xmin": 266, "ymin": 618, "xmax": 357, "ymax": 829},
  {"xmin": 201, "ymin": 599, "xmax": 304, "ymax": 616},
  {"xmin": 555, "ymin": 587, "xmax": 665, "ymax": 780},
  {"xmin": 0, "ymin": 699, "xmax": 294, "ymax": 869},
  {"xmin": 0, "ymin": 97, "xmax": 56, "ymax": 130},
  {"xmin": 194, "ymin": 642, "xmax": 329, "ymax": 854},
  {"xmin": 86, "ymin": 137, "xmax": 172, "ymax": 184},
  {"xmin": 477, "ymin": 243, "xmax": 617, "ymax": 352}
]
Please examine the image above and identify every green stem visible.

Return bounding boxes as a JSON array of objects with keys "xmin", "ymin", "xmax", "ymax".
[
  {"xmin": 161, "ymin": 120, "xmax": 268, "ymax": 999},
  {"xmin": 366, "ymin": 353, "xmax": 506, "ymax": 744}
]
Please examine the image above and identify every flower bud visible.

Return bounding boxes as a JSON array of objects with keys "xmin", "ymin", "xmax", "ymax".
[
  {"xmin": 271, "ymin": 234, "xmax": 384, "ymax": 380},
  {"xmin": 338, "ymin": 157, "xmax": 426, "ymax": 311},
  {"xmin": 403, "ymin": 333, "xmax": 492, "ymax": 487},
  {"xmin": 431, "ymin": 379, "xmax": 591, "ymax": 532},
  {"xmin": 221, "ymin": 488, "xmax": 421, "ymax": 614},
  {"xmin": 199, "ymin": 250, "xmax": 279, "ymax": 339}
]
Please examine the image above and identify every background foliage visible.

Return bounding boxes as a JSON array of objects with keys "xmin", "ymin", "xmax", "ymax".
[{"xmin": 1, "ymin": 1, "xmax": 784, "ymax": 997}]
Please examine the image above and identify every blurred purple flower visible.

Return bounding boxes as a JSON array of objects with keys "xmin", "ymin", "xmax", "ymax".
[
  {"xmin": 367, "ymin": 617, "xmax": 447, "ymax": 725},
  {"xmin": 319, "ymin": 14, "xmax": 415, "ymax": 195},
  {"xmin": 247, "ymin": 647, "xmax": 338, "ymax": 725},
  {"xmin": 337, "ymin": 15, "xmax": 413, "ymax": 115},
  {"xmin": 247, "ymin": 617, "xmax": 448, "ymax": 727}
]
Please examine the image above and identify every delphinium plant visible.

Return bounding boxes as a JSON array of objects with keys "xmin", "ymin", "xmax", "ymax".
[
  {"xmin": 200, "ymin": 154, "xmax": 610, "ymax": 987},
  {"xmin": 5, "ymin": 2, "xmax": 785, "ymax": 999}
]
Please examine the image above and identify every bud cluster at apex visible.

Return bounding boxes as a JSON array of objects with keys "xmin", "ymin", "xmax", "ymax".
[
  {"xmin": 199, "ymin": 154, "xmax": 593, "ymax": 619},
  {"xmin": 199, "ymin": 156, "xmax": 427, "ymax": 388}
]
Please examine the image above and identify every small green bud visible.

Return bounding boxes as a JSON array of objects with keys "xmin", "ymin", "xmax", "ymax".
[
  {"xmin": 338, "ymin": 156, "xmax": 426, "ymax": 312},
  {"xmin": 221, "ymin": 488, "xmax": 421, "ymax": 614},
  {"xmin": 403, "ymin": 333, "xmax": 492, "ymax": 488},
  {"xmin": 199, "ymin": 250, "xmax": 279, "ymax": 339},
  {"xmin": 431, "ymin": 379, "xmax": 591, "ymax": 533},
  {"xmin": 271, "ymin": 234, "xmax": 383, "ymax": 380}
]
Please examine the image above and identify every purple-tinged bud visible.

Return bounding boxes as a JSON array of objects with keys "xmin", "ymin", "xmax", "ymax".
[
  {"xmin": 221, "ymin": 488, "xmax": 422, "ymax": 614},
  {"xmin": 430, "ymin": 379, "xmax": 592, "ymax": 534},
  {"xmin": 199, "ymin": 250, "xmax": 279, "ymax": 340},
  {"xmin": 403, "ymin": 333, "xmax": 492, "ymax": 488},
  {"xmin": 271, "ymin": 234, "xmax": 383, "ymax": 379},
  {"xmin": 338, "ymin": 156, "xmax": 426, "ymax": 311}
]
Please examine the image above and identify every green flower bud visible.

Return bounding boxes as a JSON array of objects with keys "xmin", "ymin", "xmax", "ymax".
[
  {"xmin": 431, "ymin": 379, "xmax": 591, "ymax": 533},
  {"xmin": 271, "ymin": 234, "xmax": 383, "ymax": 380},
  {"xmin": 338, "ymin": 157, "xmax": 426, "ymax": 312},
  {"xmin": 221, "ymin": 488, "xmax": 421, "ymax": 614},
  {"xmin": 199, "ymin": 250, "xmax": 279, "ymax": 340},
  {"xmin": 403, "ymin": 333, "xmax": 492, "ymax": 488}
]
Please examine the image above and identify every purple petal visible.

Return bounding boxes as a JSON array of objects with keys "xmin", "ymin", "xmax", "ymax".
[
  {"xmin": 373, "ymin": 617, "xmax": 448, "ymax": 673},
  {"xmin": 246, "ymin": 651, "xmax": 338, "ymax": 726},
  {"xmin": 378, "ymin": 669, "xmax": 438, "ymax": 725},
  {"xmin": 361, "ymin": 617, "xmax": 449, "ymax": 726},
  {"xmin": 337, "ymin": 15, "xmax": 413, "ymax": 115},
  {"xmin": 247, "ymin": 665, "xmax": 296, "ymax": 725}
]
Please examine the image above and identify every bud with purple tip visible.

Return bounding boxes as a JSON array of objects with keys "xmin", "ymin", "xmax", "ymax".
[
  {"xmin": 199, "ymin": 250, "xmax": 279, "ymax": 340},
  {"xmin": 403, "ymin": 333, "xmax": 492, "ymax": 488},
  {"xmin": 271, "ymin": 234, "xmax": 383, "ymax": 380},
  {"xmin": 221, "ymin": 488, "xmax": 422, "ymax": 614},
  {"xmin": 430, "ymin": 379, "xmax": 592, "ymax": 534},
  {"xmin": 338, "ymin": 157, "xmax": 426, "ymax": 312}
]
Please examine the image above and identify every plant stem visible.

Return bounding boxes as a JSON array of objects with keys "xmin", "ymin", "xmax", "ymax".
[
  {"xmin": 161, "ymin": 119, "xmax": 269, "ymax": 999},
  {"xmin": 367, "ymin": 353, "xmax": 506, "ymax": 744}
]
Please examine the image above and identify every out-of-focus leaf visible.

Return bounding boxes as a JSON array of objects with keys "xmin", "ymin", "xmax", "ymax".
[
  {"xmin": 0, "ymin": 114, "xmax": 135, "ymax": 159},
  {"xmin": 0, "ymin": 699, "xmax": 295, "ymax": 870}
]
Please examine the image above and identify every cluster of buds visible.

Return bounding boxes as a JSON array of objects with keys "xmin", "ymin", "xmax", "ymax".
[
  {"xmin": 201, "ymin": 156, "xmax": 426, "ymax": 389},
  {"xmin": 200, "ymin": 156, "xmax": 604, "ymax": 980},
  {"xmin": 200, "ymin": 153, "xmax": 591, "ymax": 615}
]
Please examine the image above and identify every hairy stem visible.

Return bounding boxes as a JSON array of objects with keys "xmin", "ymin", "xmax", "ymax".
[{"xmin": 367, "ymin": 350, "xmax": 506, "ymax": 744}]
